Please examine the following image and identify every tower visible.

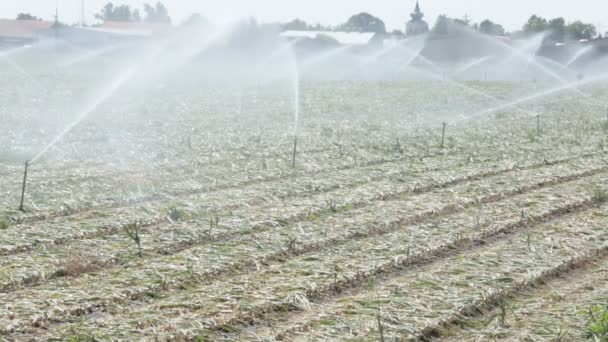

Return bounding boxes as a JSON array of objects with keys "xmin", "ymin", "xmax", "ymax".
[{"xmin": 406, "ymin": 1, "xmax": 429, "ymax": 37}]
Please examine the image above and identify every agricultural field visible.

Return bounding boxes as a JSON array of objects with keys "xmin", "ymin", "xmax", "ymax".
[{"xmin": 1, "ymin": 43, "xmax": 608, "ymax": 341}]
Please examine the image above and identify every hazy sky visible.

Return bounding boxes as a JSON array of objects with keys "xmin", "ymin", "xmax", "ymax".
[{"xmin": 1, "ymin": 0, "xmax": 607, "ymax": 33}]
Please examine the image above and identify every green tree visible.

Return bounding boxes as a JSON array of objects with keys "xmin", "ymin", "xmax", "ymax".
[
  {"xmin": 479, "ymin": 19, "xmax": 505, "ymax": 36},
  {"xmin": 282, "ymin": 19, "xmax": 309, "ymax": 31},
  {"xmin": 523, "ymin": 15, "xmax": 548, "ymax": 33},
  {"xmin": 339, "ymin": 12, "xmax": 386, "ymax": 33},
  {"xmin": 95, "ymin": 3, "xmax": 138, "ymax": 22},
  {"xmin": 143, "ymin": 2, "xmax": 171, "ymax": 23},
  {"xmin": 567, "ymin": 21, "xmax": 597, "ymax": 40},
  {"xmin": 432, "ymin": 15, "xmax": 449, "ymax": 35},
  {"xmin": 132, "ymin": 9, "xmax": 141, "ymax": 22},
  {"xmin": 548, "ymin": 17, "xmax": 566, "ymax": 42},
  {"xmin": 16, "ymin": 13, "xmax": 40, "ymax": 21}
]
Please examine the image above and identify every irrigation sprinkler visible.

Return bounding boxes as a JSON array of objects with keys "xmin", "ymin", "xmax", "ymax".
[
  {"xmin": 18, "ymin": 160, "xmax": 30, "ymax": 212},
  {"xmin": 292, "ymin": 134, "xmax": 298, "ymax": 168},
  {"xmin": 440, "ymin": 123, "xmax": 447, "ymax": 148},
  {"xmin": 536, "ymin": 115, "xmax": 541, "ymax": 137}
]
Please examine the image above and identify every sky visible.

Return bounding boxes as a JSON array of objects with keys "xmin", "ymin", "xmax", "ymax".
[{"xmin": 1, "ymin": 0, "xmax": 607, "ymax": 33}]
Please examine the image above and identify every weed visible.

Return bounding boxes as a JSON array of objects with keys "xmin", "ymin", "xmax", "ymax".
[
  {"xmin": 581, "ymin": 304, "xmax": 608, "ymax": 341},
  {"xmin": 123, "ymin": 220, "xmax": 143, "ymax": 257},
  {"xmin": 326, "ymin": 199, "xmax": 339, "ymax": 214},
  {"xmin": 0, "ymin": 217, "xmax": 8, "ymax": 230},
  {"xmin": 186, "ymin": 264, "xmax": 197, "ymax": 279},
  {"xmin": 307, "ymin": 211, "xmax": 320, "ymax": 221},
  {"xmin": 165, "ymin": 205, "xmax": 187, "ymax": 222},
  {"xmin": 395, "ymin": 137, "xmax": 403, "ymax": 153},
  {"xmin": 376, "ymin": 309, "xmax": 385, "ymax": 342},
  {"xmin": 55, "ymin": 257, "xmax": 104, "ymax": 278},
  {"xmin": 486, "ymin": 298, "xmax": 517, "ymax": 327},
  {"xmin": 286, "ymin": 237, "xmax": 298, "ymax": 252},
  {"xmin": 591, "ymin": 188, "xmax": 608, "ymax": 207},
  {"xmin": 601, "ymin": 120, "xmax": 608, "ymax": 132},
  {"xmin": 208, "ymin": 214, "xmax": 220, "ymax": 235}
]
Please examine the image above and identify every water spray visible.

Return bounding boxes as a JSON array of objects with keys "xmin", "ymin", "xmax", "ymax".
[
  {"xmin": 18, "ymin": 160, "xmax": 30, "ymax": 212},
  {"xmin": 441, "ymin": 122, "xmax": 447, "ymax": 148}
]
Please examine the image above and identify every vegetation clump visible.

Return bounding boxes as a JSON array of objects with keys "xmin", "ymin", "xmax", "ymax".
[
  {"xmin": 55, "ymin": 257, "xmax": 104, "ymax": 278},
  {"xmin": 591, "ymin": 188, "xmax": 608, "ymax": 207},
  {"xmin": 581, "ymin": 304, "xmax": 608, "ymax": 341},
  {"xmin": 165, "ymin": 205, "xmax": 189, "ymax": 222},
  {"xmin": 0, "ymin": 217, "xmax": 9, "ymax": 230},
  {"xmin": 123, "ymin": 220, "xmax": 144, "ymax": 257}
]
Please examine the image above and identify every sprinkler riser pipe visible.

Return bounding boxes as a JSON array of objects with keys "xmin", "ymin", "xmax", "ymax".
[
  {"xmin": 19, "ymin": 160, "xmax": 29, "ymax": 212},
  {"xmin": 441, "ymin": 123, "xmax": 447, "ymax": 148},
  {"xmin": 292, "ymin": 135, "xmax": 298, "ymax": 168}
]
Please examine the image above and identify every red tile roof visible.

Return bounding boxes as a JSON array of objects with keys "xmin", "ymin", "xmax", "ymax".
[{"xmin": 0, "ymin": 19, "xmax": 54, "ymax": 38}]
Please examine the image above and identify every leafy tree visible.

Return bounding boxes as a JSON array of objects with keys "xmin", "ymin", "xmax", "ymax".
[
  {"xmin": 339, "ymin": 12, "xmax": 386, "ymax": 33},
  {"xmin": 132, "ymin": 9, "xmax": 141, "ymax": 22},
  {"xmin": 95, "ymin": 3, "xmax": 138, "ymax": 22},
  {"xmin": 523, "ymin": 15, "xmax": 548, "ymax": 33},
  {"xmin": 567, "ymin": 21, "xmax": 597, "ymax": 40},
  {"xmin": 432, "ymin": 15, "xmax": 449, "ymax": 35},
  {"xmin": 282, "ymin": 18, "xmax": 309, "ymax": 31},
  {"xmin": 479, "ymin": 19, "xmax": 505, "ymax": 36},
  {"xmin": 548, "ymin": 17, "xmax": 566, "ymax": 42},
  {"xmin": 16, "ymin": 13, "xmax": 40, "ymax": 21},
  {"xmin": 311, "ymin": 23, "xmax": 333, "ymax": 31},
  {"xmin": 143, "ymin": 2, "xmax": 171, "ymax": 23},
  {"xmin": 281, "ymin": 19, "xmax": 333, "ymax": 32}
]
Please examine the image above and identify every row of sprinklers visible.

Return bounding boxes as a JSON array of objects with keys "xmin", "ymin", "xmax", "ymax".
[{"xmin": 20, "ymin": 110, "xmax": 603, "ymax": 212}]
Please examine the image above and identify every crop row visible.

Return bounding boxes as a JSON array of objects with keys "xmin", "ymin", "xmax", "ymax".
[
  {"xmin": 3, "ymin": 110, "xmax": 603, "ymax": 222},
  {"xmin": 0, "ymin": 152, "xmax": 604, "ymax": 292},
  {"xmin": 442, "ymin": 255, "xmax": 608, "ymax": 341},
  {"xmin": 235, "ymin": 205, "xmax": 608, "ymax": 341},
  {"xmin": 2, "ymin": 165, "xmax": 607, "ymax": 337},
  {"xmin": 4, "ymin": 140, "xmax": 601, "ymax": 258}
]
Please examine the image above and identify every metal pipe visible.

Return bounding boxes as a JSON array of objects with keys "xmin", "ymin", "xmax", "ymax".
[
  {"xmin": 441, "ymin": 122, "xmax": 447, "ymax": 148},
  {"xmin": 19, "ymin": 160, "xmax": 29, "ymax": 212},
  {"xmin": 292, "ymin": 135, "xmax": 298, "ymax": 168}
]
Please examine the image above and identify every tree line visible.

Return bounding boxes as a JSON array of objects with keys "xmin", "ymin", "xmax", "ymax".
[
  {"xmin": 14, "ymin": 3, "xmax": 604, "ymax": 41},
  {"xmin": 94, "ymin": 2, "xmax": 171, "ymax": 23},
  {"xmin": 285, "ymin": 13, "xmax": 601, "ymax": 42}
]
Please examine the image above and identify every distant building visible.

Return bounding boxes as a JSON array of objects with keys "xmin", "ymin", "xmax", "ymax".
[
  {"xmin": 406, "ymin": 1, "xmax": 429, "ymax": 37},
  {"xmin": 54, "ymin": 21, "xmax": 171, "ymax": 45},
  {"xmin": 280, "ymin": 30, "xmax": 378, "ymax": 46},
  {"xmin": 0, "ymin": 18, "xmax": 172, "ymax": 48},
  {"xmin": 0, "ymin": 19, "xmax": 54, "ymax": 48},
  {"xmin": 92, "ymin": 21, "xmax": 171, "ymax": 37}
]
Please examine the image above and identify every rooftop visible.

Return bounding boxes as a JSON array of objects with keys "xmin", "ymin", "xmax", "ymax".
[
  {"xmin": 0, "ymin": 19, "xmax": 54, "ymax": 39},
  {"xmin": 281, "ymin": 30, "xmax": 377, "ymax": 46}
]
